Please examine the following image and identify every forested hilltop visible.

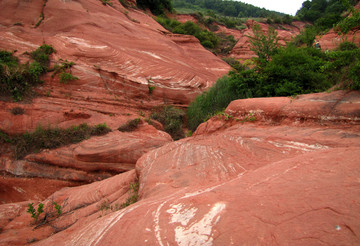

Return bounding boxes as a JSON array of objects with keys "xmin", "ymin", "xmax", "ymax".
[{"xmin": 172, "ymin": 0, "xmax": 284, "ymax": 17}]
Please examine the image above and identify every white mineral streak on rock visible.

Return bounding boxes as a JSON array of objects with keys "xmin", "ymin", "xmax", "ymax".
[
  {"xmin": 173, "ymin": 203, "xmax": 226, "ymax": 246},
  {"xmin": 167, "ymin": 203, "xmax": 198, "ymax": 226},
  {"xmin": 268, "ymin": 140, "xmax": 329, "ymax": 152},
  {"xmin": 2, "ymin": 32, "xmax": 38, "ymax": 48},
  {"xmin": 154, "ymin": 201, "xmax": 167, "ymax": 246},
  {"xmin": 64, "ymin": 37, "xmax": 108, "ymax": 49},
  {"xmin": 69, "ymin": 205, "xmax": 138, "ymax": 246},
  {"xmin": 182, "ymin": 183, "xmax": 225, "ymax": 199}
]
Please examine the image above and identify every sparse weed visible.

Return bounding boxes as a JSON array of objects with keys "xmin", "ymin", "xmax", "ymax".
[
  {"xmin": 27, "ymin": 203, "xmax": 44, "ymax": 222},
  {"xmin": 120, "ymin": 182, "xmax": 139, "ymax": 209},
  {"xmin": 148, "ymin": 85, "xmax": 156, "ymax": 94}
]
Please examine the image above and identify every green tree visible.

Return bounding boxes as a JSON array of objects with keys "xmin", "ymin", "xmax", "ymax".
[{"xmin": 247, "ymin": 24, "xmax": 279, "ymax": 68}]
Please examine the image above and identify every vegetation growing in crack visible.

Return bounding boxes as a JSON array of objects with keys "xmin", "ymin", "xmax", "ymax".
[
  {"xmin": 98, "ymin": 181, "xmax": 139, "ymax": 214},
  {"xmin": 100, "ymin": 0, "xmax": 113, "ymax": 6},
  {"xmin": 120, "ymin": 182, "xmax": 139, "ymax": 208},
  {"xmin": 150, "ymin": 105, "xmax": 185, "ymax": 140},
  {"xmin": 1, "ymin": 123, "xmax": 111, "ymax": 159},
  {"xmin": 27, "ymin": 199, "xmax": 65, "ymax": 226}
]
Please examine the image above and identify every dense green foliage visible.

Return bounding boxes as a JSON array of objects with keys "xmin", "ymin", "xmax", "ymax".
[
  {"xmin": 137, "ymin": 0, "xmax": 173, "ymax": 15},
  {"xmin": 156, "ymin": 17, "xmax": 219, "ymax": 48},
  {"xmin": 187, "ymin": 27, "xmax": 360, "ymax": 131},
  {"xmin": 323, "ymin": 42, "xmax": 360, "ymax": 89},
  {"xmin": 0, "ymin": 45, "xmax": 54, "ymax": 101},
  {"xmin": 173, "ymin": 0, "xmax": 284, "ymax": 18},
  {"xmin": 296, "ymin": 0, "xmax": 358, "ymax": 31},
  {"xmin": 247, "ymin": 25, "xmax": 279, "ymax": 67},
  {"xmin": 156, "ymin": 16, "xmax": 237, "ymax": 54},
  {"xmin": 10, "ymin": 123, "xmax": 111, "ymax": 159},
  {"xmin": 335, "ymin": 2, "xmax": 360, "ymax": 34},
  {"xmin": 294, "ymin": 0, "xmax": 358, "ymax": 47},
  {"xmin": 150, "ymin": 106, "xmax": 185, "ymax": 140},
  {"xmin": 187, "ymin": 75, "xmax": 239, "ymax": 131}
]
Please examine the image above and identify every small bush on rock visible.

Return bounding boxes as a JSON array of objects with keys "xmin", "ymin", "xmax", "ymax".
[
  {"xmin": 13, "ymin": 123, "xmax": 111, "ymax": 159},
  {"xmin": 150, "ymin": 106, "xmax": 185, "ymax": 140},
  {"xmin": 118, "ymin": 118, "xmax": 141, "ymax": 132}
]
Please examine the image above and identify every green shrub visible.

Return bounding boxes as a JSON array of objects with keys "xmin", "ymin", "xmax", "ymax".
[
  {"xmin": 247, "ymin": 24, "xmax": 279, "ymax": 68},
  {"xmin": 91, "ymin": 123, "xmax": 112, "ymax": 135},
  {"xmin": 156, "ymin": 17, "xmax": 236, "ymax": 54},
  {"xmin": 120, "ymin": 182, "xmax": 139, "ymax": 208},
  {"xmin": 30, "ymin": 44, "xmax": 55, "ymax": 70},
  {"xmin": 100, "ymin": 0, "xmax": 113, "ymax": 6},
  {"xmin": 150, "ymin": 106, "xmax": 185, "ymax": 140},
  {"xmin": 261, "ymin": 46, "xmax": 329, "ymax": 96},
  {"xmin": 148, "ymin": 85, "xmax": 155, "ymax": 94},
  {"xmin": 27, "ymin": 203, "xmax": 44, "ymax": 222},
  {"xmin": 27, "ymin": 201, "xmax": 63, "ymax": 224},
  {"xmin": 13, "ymin": 123, "xmax": 111, "ymax": 159},
  {"xmin": 222, "ymin": 57, "xmax": 245, "ymax": 73},
  {"xmin": 187, "ymin": 45, "xmax": 336, "ymax": 131},
  {"xmin": 187, "ymin": 75, "xmax": 239, "ymax": 131},
  {"xmin": 323, "ymin": 46, "xmax": 360, "ymax": 90},
  {"xmin": 0, "ymin": 45, "xmax": 53, "ymax": 101},
  {"xmin": 59, "ymin": 72, "xmax": 79, "ymax": 83},
  {"xmin": 292, "ymin": 25, "xmax": 319, "ymax": 47},
  {"xmin": 118, "ymin": 118, "xmax": 141, "ymax": 132},
  {"xmin": 0, "ymin": 51, "xmax": 18, "ymax": 66},
  {"xmin": 0, "ymin": 130, "xmax": 12, "ymax": 144},
  {"xmin": 335, "ymin": 6, "xmax": 360, "ymax": 34},
  {"xmin": 338, "ymin": 41, "xmax": 358, "ymax": 51},
  {"xmin": 10, "ymin": 107, "xmax": 25, "ymax": 115},
  {"xmin": 137, "ymin": 0, "xmax": 172, "ymax": 15},
  {"xmin": 201, "ymin": 40, "xmax": 214, "ymax": 49},
  {"xmin": 53, "ymin": 202, "xmax": 62, "ymax": 216}
]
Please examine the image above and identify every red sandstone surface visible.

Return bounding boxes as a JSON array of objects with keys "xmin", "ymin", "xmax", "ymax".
[
  {"xmin": 1, "ymin": 1, "xmax": 360, "ymax": 245},
  {"xmin": 0, "ymin": 0, "xmax": 230, "ymax": 135},
  {"xmin": 0, "ymin": 0, "xmax": 228, "ymax": 201},
  {"xmin": 0, "ymin": 91, "xmax": 359, "ymax": 245}
]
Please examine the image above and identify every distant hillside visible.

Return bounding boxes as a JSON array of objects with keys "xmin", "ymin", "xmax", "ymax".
[
  {"xmin": 296, "ymin": 0, "xmax": 358, "ymax": 30},
  {"xmin": 172, "ymin": 0, "xmax": 285, "ymax": 18}
]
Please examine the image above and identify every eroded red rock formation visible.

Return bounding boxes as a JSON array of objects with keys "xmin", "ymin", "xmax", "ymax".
[
  {"xmin": 0, "ymin": 91, "xmax": 359, "ymax": 245},
  {"xmin": 1, "ymin": 1, "xmax": 360, "ymax": 245},
  {"xmin": 0, "ymin": 0, "xmax": 229, "ymax": 202}
]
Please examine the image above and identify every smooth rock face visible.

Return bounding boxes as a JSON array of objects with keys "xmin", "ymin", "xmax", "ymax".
[
  {"xmin": 1, "ymin": 91, "xmax": 359, "ymax": 245},
  {"xmin": 0, "ymin": 0, "xmax": 230, "ymax": 112}
]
